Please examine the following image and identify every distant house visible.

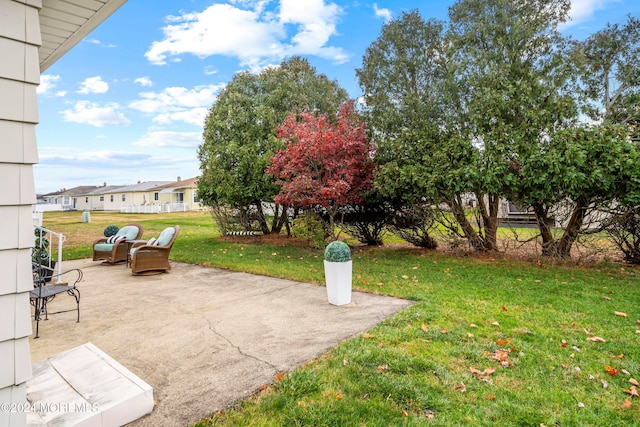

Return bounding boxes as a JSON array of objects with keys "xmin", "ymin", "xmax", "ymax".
[
  {"xmin": 149, "ymin": 177, "xmax": 202, "ymax": 212},
  {"xmin": 39, "ymin": 186, "xmax": 101, "ymax": 210},
  {"xmin": 75, "ymin": 184, "xmax": 126, "ymax": 211},
  {"xmin": 102, "ymin": 181, "xmax": 171, "ymax": 211}
]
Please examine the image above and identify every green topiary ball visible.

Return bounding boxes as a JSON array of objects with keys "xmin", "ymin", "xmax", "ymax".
[
  {"xmin": 324, "ymin": 241, "xmax": 351, "ymax": 262},
  {"xmin": 104, "ymin": 225, "xmax": 120, "ymax": 237}
]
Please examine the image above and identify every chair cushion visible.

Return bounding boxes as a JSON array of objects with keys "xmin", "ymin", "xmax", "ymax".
[
  {"xmin": 156, "ymin": 228, "xmax": 175, "ymax": 246},
  {"xmin": 118, "ymin": 226, "xmax": 140, "ymax": 240},
  {"xmin": 94, "ymin": 243, "xmax": 114, "ymax": 252}
]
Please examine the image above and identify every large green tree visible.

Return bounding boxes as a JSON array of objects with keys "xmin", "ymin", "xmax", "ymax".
[
  {"xmin": 197, "ymin": 57, "xmax": 348, "ymax": 233},
  {"xmin": 508, "ymin": 14, "xmax": 640, "ymax": 257},
  {"xmin": 359, "ymin": 2, "xmax": 579, "ymax": 252},
  {"xmin": 449, "ymin": 0, "xmax": 580, "ymax": 253},
  {"xmin": 580, "ymin": 15, "xmax": 640, "ymax": 137},
  {"xmin": 357, "ymin": 11, "xmax": 485, "ymax": 250}
]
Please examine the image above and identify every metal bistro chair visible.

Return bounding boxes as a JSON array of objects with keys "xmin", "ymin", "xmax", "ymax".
[{"xmin": 30, "ymin": 262, "xmax": 82, "ymax": 338}]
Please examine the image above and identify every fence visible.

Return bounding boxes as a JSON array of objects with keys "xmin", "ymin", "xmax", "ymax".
[
  {"xmin": 34, "ymin": 226, "xmax": 66, "ymax": 284},
  {"xmin": 120, "ymin": 203, "xmax": 190, "ymax": 213}
]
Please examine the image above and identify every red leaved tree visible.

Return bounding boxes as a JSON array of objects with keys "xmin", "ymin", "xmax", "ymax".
[{"xmin": 266, "ymin": 100, "xmax": 374, "ymax": 240}]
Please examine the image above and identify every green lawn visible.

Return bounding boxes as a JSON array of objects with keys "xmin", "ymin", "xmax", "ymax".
[{"xmin": 43, "ymin": 211, "xmax": 640, "ymax": 426}]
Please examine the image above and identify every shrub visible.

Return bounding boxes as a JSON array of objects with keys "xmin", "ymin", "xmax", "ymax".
[
  {"xmin": 605, "ymin": 206, "xmax": 640, "ymax": 264},
  {"xmin": 324, "ymin": 241, "xmax": 351, "ymax": 262},
  {"xmin": 291, "ymin": 211, "xmax": 327, "ymax": 249},
  {"xmin": 341, "ymin": 203, "xmax": 394, "ymax": 246},
  {"xmin": 388, "ymin": 203, "xmax": 438, "ymax": 249},
  {"xmin": 104, "ymin": 225, "xmax": 119, "ymax": 237}
]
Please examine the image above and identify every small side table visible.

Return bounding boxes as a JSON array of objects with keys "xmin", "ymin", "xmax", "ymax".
[{"xmin": 125, "ymin": 240, "xmax": 145, "ymax": 267}]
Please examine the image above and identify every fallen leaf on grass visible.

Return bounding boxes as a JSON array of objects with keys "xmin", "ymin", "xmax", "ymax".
[
  {"xmin": 470, "ymin": 324, "xmax": 478, "ymax": 328},
  {"xmin": 630, "ymin": 378, "xmax": 640, "ymax": 387},
  {"xmin": 587, "ymin": 336, "xmax": 606, "ymax": 343},
  {"xmin": 470, "ymin": 367, "xmax": 496, "ymax": 376},
  {"xmin": 402, "ymin": 409, "xmax": 408, "ymax": 417},
  {"xmin": 615, "ymin": 311, "xmax": 628, "ymax": 317},
  {"xmin": 421, "ymin": 324, "xmax": 428, "ymax": 333},
  {"xmin": 605, "ymin": 366, "xmax": 620, "ymax": 376},
  {"xmin": 623, "ymin": 399, "xmax": 633, "ymax": 409},
  {"xmin": 377, "ymin": 364, "xmax": 389, "ymax": 373},
  {"xmin": 487, "ymin": 394, "xmax": 496, "ymax": 400},
  {"xmin": 612, "ymin": 354, "xmax": 625, "ymax": 359},
  {"xmin": 491, "ymin": 349, "xmax": 511, "ymax": 366},
  {"xmin": 602, "ymin": 379, "xmax": 609, "ymax": 388},
  {"xmin": 440, "ymin": 329, "xmax": 448, "ymax": 334},
  {"xmin": 602, "ymin": 296, "xmax": 612, "ymax": 301},
  {"xmin": 578, "ymin": 402, "xmax": 585, "ymax": 408},
  {"xmin": 362, "ymin": 333, "xmax": 374, "ymax": 339},
  {"xmin": 491, "ymin": 321, "xmax": 500, "ymax": 327},
  {"xmin": 624, "ymin": 386, "xmax": 639, "ymax": 398},
  {"xmin": 560, "ymin": 339, "xmax": 568, "ymax": 348},
  {"xmin": 454, "ymin": 382, "xmax": 467, "ymax": 393},
  {"xmin": 336, "ymin": 394, "xmax": 343, "ymax": 400},
  {"xmin": 276, "ymin": 372, "xmax": 285, "ymax": 382},
  {"xmin": 502, "ymin": 306, "xmax": 508, "ymax": 312}
]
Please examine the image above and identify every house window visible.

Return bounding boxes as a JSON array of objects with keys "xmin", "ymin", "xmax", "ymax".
[
  {"xmin": 193, "ymin": 190, "xmax": 200, "ymax": 203},
  {"xmin": 99, "ymin": 196, "xmax": 104, "ymax": 202},
  {"xmin": 154, "ymin": 192, "xmax": 159, "ymax": 201},
  {"xmin": 122, "ymin": 194, "xmax": 126, "ymax": 202},
  {"xmin": 85, "ymin": 197, "xmax": 89, "ymax": 203},
  {"xmin": 110, "ymin": 195, "xmax": 114, "ymax": 202},
  {"xmin": 176, "ymin": 192, "xmax": 184, "ymax": 203}
]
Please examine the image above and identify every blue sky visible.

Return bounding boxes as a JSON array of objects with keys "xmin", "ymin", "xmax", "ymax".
[{"xmin": 35, "ymin": 0, "xmax": 639, "ymax": 194}]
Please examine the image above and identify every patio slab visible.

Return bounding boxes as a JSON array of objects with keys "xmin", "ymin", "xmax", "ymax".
[{"xmin": 28, "ymin": 259, "xmax": 413, "ymax": 426}]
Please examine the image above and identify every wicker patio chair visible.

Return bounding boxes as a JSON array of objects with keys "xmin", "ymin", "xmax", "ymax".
[
  {"xmin": 130, "ymin": 225, "xmax": 180, "ymax": 275},
  {"xmin": 92, "ymin": 223, "xmax": 144, "ymax": 264}
]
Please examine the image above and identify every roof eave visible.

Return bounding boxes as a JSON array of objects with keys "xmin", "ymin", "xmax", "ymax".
[{"xmin": 40, "ymin": 0, "xmax": 128, "ymax": 72}]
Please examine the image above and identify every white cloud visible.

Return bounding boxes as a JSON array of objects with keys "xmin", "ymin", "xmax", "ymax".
[
  {"xmin": 77, "ymin": 76, "xmax": 109, "ymax": 94},
  {"xmin": 562, "ymin": 0, "xmax": 623, "ymax": 28},
  {"xmin": 38, "ymin": 74, "xmax": 61, "ymax": 95},
  {"xmin": 153, "ymin": 108, "xmax": 210, "ymax": 126},
  {"xmin": 132, "ymin": 131, "xmax": 203, "ymax": 148},
  {"xmin": 134, "ymin": 77, "xmax": 153, "ymax": 87},
  {"xmin": 129, "ymin": 84, "xmax": 223, "ymax": 125},
  {"xmin": 373, "ymin": 3, "xmax": 392, "ymax": 22},
  {"xmin": 203, "ymin": 65, "xmax": 218, "ymax": 76},
  {"xmin": 145, "ymin": 0, "xmax": 348, "ymax": 71},
  {"xmin": 62, "ymin": 101, "xmax": 131, "ymax": 127}
]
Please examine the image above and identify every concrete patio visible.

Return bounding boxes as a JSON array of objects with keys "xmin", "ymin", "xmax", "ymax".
[{"xmin": 28, "ymin": 258, "xmax": 413, "ymax": 426}]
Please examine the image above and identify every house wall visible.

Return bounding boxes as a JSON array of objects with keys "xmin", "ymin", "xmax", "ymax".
[
  {"xmin": 157, "ymin": 188, "xmax": 202, "ymax": 210},
  {"xmin": 0, "ymin": 0, "xmax": 40, "ymax": 423}
]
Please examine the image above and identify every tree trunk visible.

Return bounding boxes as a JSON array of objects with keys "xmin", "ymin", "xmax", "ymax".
[
  {"xmin": 554, "ymin": 199, "xmax": 588, "ymax": 258},
  {"xmin": 448, "ymin": 195, "xmax": 486, "ymax": 251},
  {"xmin": 254, "ymin": 201, "xmax": 270, "ymax": 234},
  {"xmin": 477, "ymin": 193, "xmax": 499, "ymax": 251},
  {"xmin": 531, "ymin": 201, "xmax": 556, "ymax": 256},
  {"xmin": 535, "ymin": 199, "xmax": 589, "ymax": 258},
  {"xmin": 270, "ymin": 204, "xmax": 289, "ymax": 234}
]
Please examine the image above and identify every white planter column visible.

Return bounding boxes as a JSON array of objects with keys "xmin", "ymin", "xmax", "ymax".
[
  {"xmin": 0, "ymin": 0, "xmax": 41, "ymax": 425},
  {"xmin": 324, "ymin": 260, "xmax": 353, "ymax": 306}
]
